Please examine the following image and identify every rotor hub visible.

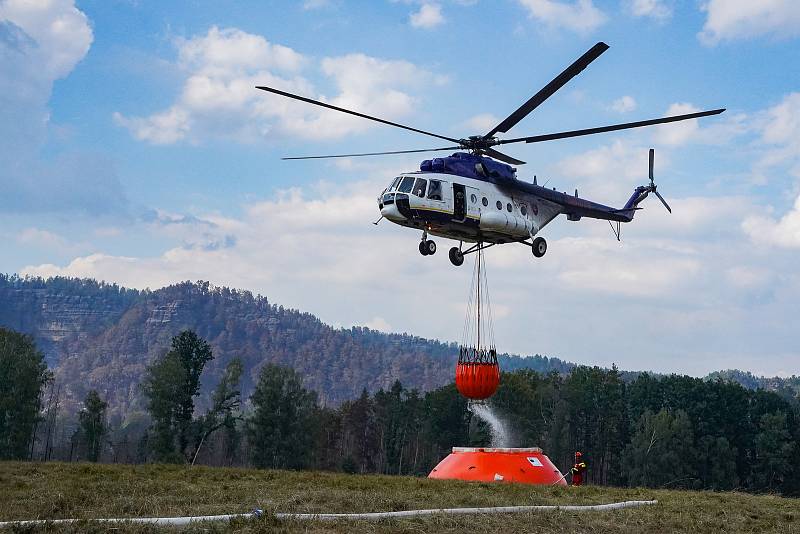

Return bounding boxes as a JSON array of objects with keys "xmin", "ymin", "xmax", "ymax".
[{"xmin": 460, "ymin": 136, "xmax": 499, "ymax": 153}]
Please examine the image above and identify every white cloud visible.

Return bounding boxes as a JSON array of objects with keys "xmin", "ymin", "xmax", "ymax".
[
  {"xmin": 699, "ymin": 0, "xmax": 800, "ymax": 45},
  {"xmin": 0, "ymin": 0, "xmax": 92, "ymax": 79},
  {"xmin": 17, "ymin": 228, "xmax": 68, "ymax": 249},
  {"xmin": 653, "ymin": 102, "xmax": 701, "ymax": 146},
  {"xmin": 555, "ymin": 139, "xmax": 655, "ymax": 202},
  {"xmin": 629, "ymin": 196, "xmax": 753, "ymax": 238},
  {"xmin": 410, "ymin": 3, "xmax": 445, "ymax": 28},
  {"xmin": 461, "ymin": 113, "xmax": 500, "ymax": 134},
  {"xmin": 746, "ymin": 93, "xmax": 800, "ymax": 185},
  {"xmin": 625, "ymin": 0, "xmax": 672, "ymax": 21},
  {"xmin": 0, "ymin": 1, "xmax": 126, "ymax": 215},
  {"xmin": 363, "ymin": 316, "xmax": 392, "ymax": 331},
  {"xmin": 115, "ymin": 27, "xmax": 442, "ymax": 145},
  {"xmin": 177, "ymin": 26, "xmax": 305, "ymax": 75},
  {"xmin": 725, "ymin": 266, "xmax": 772, "ymax": 289},
  {"xmin": 551, "ymin": 237, "xmax": 701, "ymax": 297},
  {"xmin": 610, "ymin": 95, "xmax": 637, "ymax": 113},
  {"xmin": 517, "ymin": 0, "xmax": 607, "ymax": 33},
  {"xmin": 742, "ymin": 194, "xmax": 800, "ymax": 249},
  {"xmin": 113, "ymin": 107, "xmax": 190, "ymax": 145},
  {"xmin": 760, "ymin": 94, "xmax": 800, "ymax": 148},
  {"xmin": 757, "ymin": 93, "xmax": 800, "ymax": 174}
]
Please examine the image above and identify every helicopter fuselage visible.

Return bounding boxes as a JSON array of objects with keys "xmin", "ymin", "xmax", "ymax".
[
  {"xmin": 379, "ymin": 172, "xmax": 556, "ymax": 244},
  {"xmin": 378, "ymin": 152, "xmax": 643, "ymax": 250}
]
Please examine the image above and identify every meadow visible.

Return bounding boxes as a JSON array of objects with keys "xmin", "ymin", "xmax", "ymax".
[{"xmin": 0, "ymin": 462, "xmax": 797, "ymax": 533}]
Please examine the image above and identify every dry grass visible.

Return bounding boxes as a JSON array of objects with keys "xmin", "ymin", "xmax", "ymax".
[{"xmin": 0, "ymin": 462, "xmax": 797, "ymax": 532}]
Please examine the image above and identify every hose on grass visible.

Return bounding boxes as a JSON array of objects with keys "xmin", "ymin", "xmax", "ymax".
[{"xmin": 0, "ymin": 500, "xmax": 657, "ymax": 527}]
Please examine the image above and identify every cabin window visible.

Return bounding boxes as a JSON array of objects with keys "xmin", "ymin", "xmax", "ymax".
[
  {"xmin": 520, "ymin": 204, "xmax": 527, "ymax": 216},
  {"xmin": 427, "ymin": 180, "xmax": 443, "ymax": 201},
  {"xmin": 389, "ymin": 177, "xmax": 401, "ymax": 191},
  {"xmin": 412, "ymin": 178, "xmax": 428, "ymax": 198},
  {"xmin": 470, "ymin": 194, "xmax": 477, "ymax": 204},
  {"xmin": 507, "ymin": 203, "xmax": 513, "ymax": 213},
  {"xmin": 496, "ymin": 200, "xmax": 502, "ymax": 210},
  {"xmin": 482, "ymin": 197, "xmax": 488, "ymax": 207},
  {"xmin": 398, "ymin": 176, "xmax": 415, "ymax": 193}
]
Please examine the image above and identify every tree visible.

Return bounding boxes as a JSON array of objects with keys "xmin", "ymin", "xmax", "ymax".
[
  {"xmin": 623, "ymin": 409, "xmax": 697, "ymax": 488},
  {"xmin": 753, "ymin": 411, "xmax": 795, "ymax": 492},
  {"xmin": 696, "ymin": 435, "xmax": 738, "ymax": 490},
  {"xmin": 562, "ymin": 366, "xmax": 627, "ymax": 485},
  {"xmin": 339, "ymin": 389, "xmax": 379, "ymax": 473},
  {"xmin": 170, "ymin": 331, "xmax": 214, "ymax": 455},
  {"xmin": 142, "ymin": 330, "xmax": 213, "ymax": 463},
  {"xmin": 247, "ymin": 364, "xmax": 318, "ymax": 470},
  {"xmin": 142, "ymin": 349, "xmax": 183, "ymax": 462},
  {"xmin": 188, "ymin": 358, "xmax": 243, "ymax": 465},
  {"xmin": 0, "ymin": 328, "xmax": 52, "ymax": 460},
  {"xmin": 76, "ymin": 390, "xmax": 108, "ymax": 462}
]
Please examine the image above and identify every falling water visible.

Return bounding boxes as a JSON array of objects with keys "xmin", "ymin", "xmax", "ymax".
[{"xmin": 469, "ymin": 402, "xmax": 512, "ymax": 448}]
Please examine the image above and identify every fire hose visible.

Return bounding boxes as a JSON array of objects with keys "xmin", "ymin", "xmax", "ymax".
[{"xmin": 0, "ymin": 500, "xmax": 657, "ymax": 527}]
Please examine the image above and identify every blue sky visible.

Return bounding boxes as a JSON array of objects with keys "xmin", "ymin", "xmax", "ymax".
[{"xmin": 2, "ymin": 0, "xmax": 799, "ymax": 376}]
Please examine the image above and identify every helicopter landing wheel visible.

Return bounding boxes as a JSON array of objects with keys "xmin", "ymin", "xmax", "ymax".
[
  {"xmin": 449, "ymin": 247, "xmax": 465, "ymax": 266},
  {"xmin": 419, "ymin": 240, "xmax": 436, "ymax": 256},
  {"xmin": 532, "ymin": 237, "xmax": 547, "ymax": 258}
]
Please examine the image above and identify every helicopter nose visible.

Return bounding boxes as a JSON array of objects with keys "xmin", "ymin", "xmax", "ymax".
[{"xmin": 380, "ymin": 192, "xmax": 405, "ymax": 221}]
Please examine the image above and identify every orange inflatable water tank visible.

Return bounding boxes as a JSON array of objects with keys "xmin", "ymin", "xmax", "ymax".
[
  {"xmin": 455, "ymin": 361, "xmax": 500, "ymax": 400},
  {"xmin": 429, "ymin": 447, "xmax": 566, "ymax": 486}
]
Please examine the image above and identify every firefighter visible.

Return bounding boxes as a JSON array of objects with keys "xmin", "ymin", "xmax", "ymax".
[{"xmin": 570, "ymin": 451, "xmax": 587, "ymax": 486}]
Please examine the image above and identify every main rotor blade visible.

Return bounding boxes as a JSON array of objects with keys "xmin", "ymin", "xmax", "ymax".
[
  {"xmin": 483, "ymin": 148, "xmax": 526, "ymax": 165},
  {"xmin": 649, "ymin": 148, "xmax": 655, "ymax": 181},
  {"xmin": 498, "ymin": 108, "xmax": 726, "ymax": 145},
  {"xmin": 483, "ymin": 42, "xmax": 609, "ymax": 139},
  {"xmin": 281, "ymin": 146, "xmax": 461, "ymax": 160},
  {"xmin": 654, "ymin": 190, "xmax": 672, "ymax": 213},
  {"xmin": 256, "ymin": 86, "xmax": 461, "ymax": 144}
]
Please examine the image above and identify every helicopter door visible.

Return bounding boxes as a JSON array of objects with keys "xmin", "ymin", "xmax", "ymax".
[{"xmin": 452, "ymin": 183, "xmax": 467, "ymax": 222}]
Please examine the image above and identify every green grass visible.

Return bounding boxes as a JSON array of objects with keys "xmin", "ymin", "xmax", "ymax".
[{"xmin": 0, "ymin": 462, "xmax": 797, "ymax": 532}]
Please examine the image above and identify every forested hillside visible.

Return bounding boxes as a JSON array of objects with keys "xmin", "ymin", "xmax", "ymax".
[
  {"xmin": 2, "ymin": 274, "xmax": 797, "ymax": 417},
  {"xmin": 0, "ymin": 274, "xmax": 570, "ymax": 415}
]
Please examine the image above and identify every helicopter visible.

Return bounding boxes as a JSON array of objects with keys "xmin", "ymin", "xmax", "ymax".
[{"xmin": 256, "ymin": 42, "xmax": 724, "ymax": 266}]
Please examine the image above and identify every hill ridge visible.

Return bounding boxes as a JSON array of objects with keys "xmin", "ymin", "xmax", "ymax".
[{"xmin": 1, "ymin": 274, "xmax": 796, "ymax": 416}]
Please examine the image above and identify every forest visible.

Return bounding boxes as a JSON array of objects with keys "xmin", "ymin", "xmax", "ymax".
[
  {"xmin": 0, "ymin": 274, "xmax": 573, "ymax": 412},
  {"xmin": 1, "ymin": 327, "xmax": 797, "ymax": 496}
]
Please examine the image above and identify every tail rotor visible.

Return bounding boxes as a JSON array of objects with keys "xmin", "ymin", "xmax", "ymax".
[{"xmin": 648, "ymin": 148, "xmax": 672, "ymax": 213}]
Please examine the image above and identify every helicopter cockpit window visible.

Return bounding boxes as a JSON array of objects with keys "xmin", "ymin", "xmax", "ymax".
[
  {"xmin": 427, "ymin": 180, "xmax": 443, "ymax": 201},
  {"xmin": 520, "ymin": 204, "xmax": 527, "ymax": 216},
  {"xmin": 398, "ymin": 176, "xmax": 415, "ymax": 193},
  {"xmin": 389, "ymin": 177, "xmax": 401, "ymax": 191},
  {"xmin": 496, "ymin": 200, "xmax": 502, "ymax": 210},
  {"xmin": 482, "ymin": 197, "xmax": 488, "ymax": 207},
  {"xmin": 412, "ymin": 178, "xmax": 427, "ymax": 198},
  {"xmin": 507, "ymin": 203, "xmax": 513, "ymax": 213}
]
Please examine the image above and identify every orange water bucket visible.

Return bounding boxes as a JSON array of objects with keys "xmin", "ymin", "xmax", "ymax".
[
  {"xmin": 455, "ymin": 361, "xmax": 500, "ymax": 400},
  {"xmin": 429, "ymin": 447, "xmax": 566, "ymax": 485}
]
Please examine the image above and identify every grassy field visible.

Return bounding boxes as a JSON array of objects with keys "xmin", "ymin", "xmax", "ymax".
[{"xmin": 0, "ymin": 462, "xmax": 798, "ymax": 532}]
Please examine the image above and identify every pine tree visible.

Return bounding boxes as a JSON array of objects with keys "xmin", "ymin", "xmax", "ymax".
[
  {"xmin": 753, "ymin": 411, "xmax": 795, "ymax": 492},
  {"xmin": 247, "ymin": 364, "xmax": 317, "ymax": 469},
  {"xmin": 623, "ymin": 409, "xmax": 697, "ymax": 488},
  {"xmin": 141, "ymin": 330, "xmax": 213, "ymax": 463},
  {"xmin": 142, "ymin": 350, "xmax": 184, "ymax": 462},
  {"xmin": 77, "ymin": 390, "xmax": 108, "ymax": 462},
  {"xmin": 0, "ymin": 328, "xmax": 52, "ymax": 460}
]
